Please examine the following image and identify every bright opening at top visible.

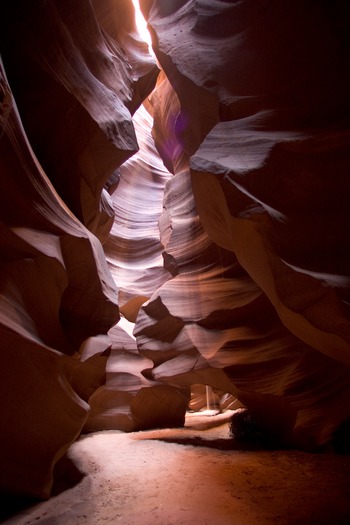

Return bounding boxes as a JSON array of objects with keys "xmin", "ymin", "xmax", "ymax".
[{"xmin": 132, "ymin": 0, "xmax": 154, "ymax": 57}]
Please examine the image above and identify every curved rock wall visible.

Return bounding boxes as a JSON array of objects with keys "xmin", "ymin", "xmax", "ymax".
[
  {"xmin": 137, "ymin": 0, "xmax": 350, "ymax": 448},
  {"xmin": 0, "ymin": 0, "xmax": 162, "ymax": 498},
  {"xmin": 0, "ymin": 56, "xmax": 119, "ymax": 497},
  {"xmin": 1, "ymin": 0, "xmax": 350, "ymax": 498}
]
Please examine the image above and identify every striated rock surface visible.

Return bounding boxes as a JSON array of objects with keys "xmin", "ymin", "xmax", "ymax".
[
  {"xmin": 1, "ymin": 0, "xmax": 159, "ymax": 242},
  {"xmin": 84, "ymin": 317, "xmax": 189, "ymax": 433},
  {"xmin": 136, "ymin": 0, "xmax": 350, "ymax": 448},
  {"xmin": 95, "ymin": 101, "xmax": 189, "ymax": 433},
  {"xmin": 0, "ymin": 56, "xmax": 119, "ymax": 497},
  {"xmin": 0, "ymin": 0, "xmax": 162, "ymax": 498},
  {"xmin": 104, "ymin": 103, "xmax": 171, "ymax": 315},
  {"xmin": 1, "ymin": 0, "xmax": 350, "ymax": 500}
]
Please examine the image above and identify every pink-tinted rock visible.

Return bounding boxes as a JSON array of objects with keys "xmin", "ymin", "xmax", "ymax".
[
  {"xmin": 1, "ymin": 0, "xmax": 350, "ymax": 499},
  {"xmin": 190, "ymin": 126, "xmax": 350, "ymax": 363},
  {"xmin": 92, "ymin": 0, "xmax": 160, "ymax": 114},
  {"xmin": 0, "ymin": 58, "xmax": 119, "ymax": 497},
  {"xmin": 85, "ymin": 319, "xmax": 189, "ymax": 432},
  {"xmin": 1, "ymin": 0, "xmax": 159, "ymax": 242},
  {"xmin": 148, "ymin": 71, "xmax": 189, "ymax": 174},
  {"xmin": 135, "ymin": 0, "xmax": 350, "ymax": 448},
  {"xmin": 104, "ymin": 103, "xmax": 171, "ymax": 310}
]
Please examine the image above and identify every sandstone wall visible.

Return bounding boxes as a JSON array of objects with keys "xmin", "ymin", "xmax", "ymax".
[{"xmin": 1, "ymin": 0, "xmax": 350, "ymax": 497}]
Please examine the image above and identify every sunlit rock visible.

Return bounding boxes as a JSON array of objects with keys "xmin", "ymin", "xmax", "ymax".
[
  {"xmin": 190, "ymin": 123, "xmax": 350, "ymax": 363},
  {"xmin": 1, "ymin": 0, "xmax": 159, "ymax": 242},
  {"xmin": 148, "ymin": 71, "xmax": 189, "ymax": 174},
  {"xmin": 85, "ymin": 319, "xmax": 189, "ymax": 432},
  {"xmin": 0, "ymin": 0, "xmax": 165, "ymax": 498},
  {"xmin": 83, "ymin": 322, "xmax": 151, "ymax": 432},
  {"xmin": 92, "ymin": 0, "xmax": 159, "ymax": 114},
  {"xmin": 0, "ymin": 58, "xmax": 119, "ymax": 497},
  {"xmin": 1, "ymin": 0, "xmax": 350, "ymax": 500},
  {"xmin": 142, "ymin": 0, "xmax": 220, "ymax": 157},
  {"xmin": 104, "ymin": 103, "xmax": 171, "ymax": 314},
  {"xmin": 99, "ymin": 100, "xmax": 192, "ymax": 431},
  {"xmin": 138, "ymin": 0, "xmax": 350, "ymax": 448}
]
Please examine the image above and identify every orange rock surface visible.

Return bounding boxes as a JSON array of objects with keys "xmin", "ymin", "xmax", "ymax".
[{"xmin": 0, "ymin": 0, "xmax": 350, "ymax": 498}]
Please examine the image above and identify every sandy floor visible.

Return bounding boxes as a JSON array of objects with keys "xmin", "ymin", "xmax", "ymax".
[{"xmin": 2, "ymin": 412, "xmax": 350, "ymax": 525}]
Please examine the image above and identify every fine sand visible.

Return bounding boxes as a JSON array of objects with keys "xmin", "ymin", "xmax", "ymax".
[{"xmin": 2, "ymin": 412, "xmax": 350, "ymax": 525}]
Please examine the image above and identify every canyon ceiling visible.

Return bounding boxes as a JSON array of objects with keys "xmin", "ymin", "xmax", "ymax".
[{"xmin": 1, "ymin": 0, "xmax": 350, "ymax": 499}]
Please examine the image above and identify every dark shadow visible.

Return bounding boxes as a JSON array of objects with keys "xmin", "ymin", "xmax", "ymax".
[
  {"xmin": 332, "ymin": 418, "xmax": 350, "ymax": 455},
  {"xmin": 146, "ymin": 435, "xmax": 287, "ymax": 451},
  {"xmin": 0, "ymin": 455, "xmax": 85, "ymax": 522},
  {"xmin": 51, "ymin": 454, "xmax": 85, "ymax": 496},
  {"xmin": 0, "ymin": 494, "xmax": 39, "ymax": 522}
]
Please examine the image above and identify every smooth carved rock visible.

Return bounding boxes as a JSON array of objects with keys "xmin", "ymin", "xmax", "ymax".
[
  {"xmin": 92, "ymin": 0, "xmax": 160, "ymax": 114},
  {"xmin": 137, "ymin": 0, "xmax": 350, "ymax": 447},
  {"xmin": 96, "ymin": 102, "xmax": 191, "ymax": 431},
  {"xmin": 190, "ymin": 126, "xmax": 350, "ymax": 363},
  {"xmin": 1, "ymin": 0, "xmax": 350, "ymax": 499},
  {"xmin": 1, "ymin": 0, "xmax": 190, "ymax": 496},
  {"xmin": 0, "ymin": 59, "xmax": 119, "ymax": 497},
  {"xmin": 85, "ymin": 319, "xmax": 190, "ymax": 432},
  {"xmin": 104, "ymin": 104, "xmax": 171, "ymax": 312},
  {"xmin": 144, "ymin": 0, "xmax": 350, "ymax": 126},
  {"xmin": 83, "ymin": 322, "xmax": 152, "ymax": 432},
  {"xmin": 1, "ymin": 0, "xmax": 159, "ymax": 242},
  {"xmin": 148, "ymin": 71, "xmax": 190, "ymax": 174}
]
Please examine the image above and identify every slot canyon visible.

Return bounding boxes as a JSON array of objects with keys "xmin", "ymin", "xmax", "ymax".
[{"xmin": 1, "ymin": 1, "xmax": 350, "ymax": 523}]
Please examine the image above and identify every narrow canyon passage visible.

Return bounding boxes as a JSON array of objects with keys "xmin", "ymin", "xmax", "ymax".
[{"xmin": 0, "ymin": 0, "xmax": 350, "ymax": 522}]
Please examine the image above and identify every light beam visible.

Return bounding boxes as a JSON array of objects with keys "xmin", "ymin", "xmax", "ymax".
[{"xmin": 131, "ymin": 0, "xmax": 155, "ymax": 58}]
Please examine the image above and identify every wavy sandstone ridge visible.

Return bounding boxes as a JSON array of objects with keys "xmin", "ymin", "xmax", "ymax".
[
  {"xmin": 0, "ymin": 0, "xmax": 160, "ymax": 497},
  {"xmin": 0, "ymin": 0, "xmax": 350, "ymax": 498},
  {"xmin": 137, "ymin": 0, "xmax": 350, "ymax": 448},
  {"xmin": 0, "ymin": 56, "xmax": 119, "ymax": 497}
]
